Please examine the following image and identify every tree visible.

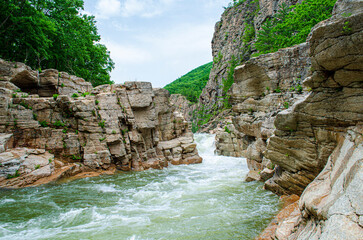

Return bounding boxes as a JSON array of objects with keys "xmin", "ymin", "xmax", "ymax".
[
  {"xmin": 254, "ymin": 0, "xmax": 336, "ymax": 56},
  {"xmin": 0, "ymin": 0, "xmax": 114, "ymax": 86}
]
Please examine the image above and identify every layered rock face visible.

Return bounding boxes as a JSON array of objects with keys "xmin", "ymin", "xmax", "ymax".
[
  {"xmin": 0, "ymin": 61, "xmax": 202, "ymax": 188},
  {"xmin": 199, "ymin": 0, "xmax": 299, "ymax": 111},
  {"xmin": 265, "ymin": 6, "xmax": 363, "ymax": 196},
  {"xmin": 216, "ymin": 43, "xmax": 311, "ymax": 182},
  {"xmin": 258, "ymin": 1, "xmax": 363, "ymax": 238}
]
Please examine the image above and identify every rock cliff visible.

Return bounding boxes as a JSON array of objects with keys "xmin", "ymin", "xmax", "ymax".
[
  {"xmin": 215, "ymin": 0, "xmax": 363, "ymax": 238},
  {"xmin": 260, "ymin": 4, "xmax": 363, "ymax": 238},
  {"xmin": 0, "ymin": 60, "xmax": 202, "ymax": 188},
  {"xmin": 194, "ymin": 0, "xmax": 300, "ymax": 130},
  {"xmin": 209, "ymin": 0, "xmax": 362, "ymax": 238}
]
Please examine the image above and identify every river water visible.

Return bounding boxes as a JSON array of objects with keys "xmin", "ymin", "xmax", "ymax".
[{"xmin": 0, "ymin": 134, "xmax": 280, "ymax": 240}]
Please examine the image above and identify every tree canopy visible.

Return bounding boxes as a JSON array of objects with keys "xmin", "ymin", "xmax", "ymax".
[
  {"xmin": 254, "ymin": 0, "xmax": 336, "ymax": 55},
  {"xmin": 164, "ymin": 62, "xmax": 213, "ymax": 103},
  {"xmin": 0, "ymin": 0, "xmax": 114, "ymax": 86}
]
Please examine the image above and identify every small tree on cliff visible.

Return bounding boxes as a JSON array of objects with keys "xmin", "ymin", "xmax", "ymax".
[{"xmin": 0, "ymin": 0, "xmax": 114, "ymax": 86}]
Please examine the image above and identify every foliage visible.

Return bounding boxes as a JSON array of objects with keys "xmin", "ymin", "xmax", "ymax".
[
  {"xmin": 222, "ymin": 55, "xmax": 238, "ymax": 94},
  {"xmin": 164, "ymin": 62, "xmax": 213, "ymax": 103},
  {"xmin": 7, "ymin": 170, "xmax": 20, "ymax": 179},
  {"xmin": 53, "ymin": 94, "xmax": 59, "ymax": 100},
  {"xmin": 53, "ymin": 120, "xmax": 65, "ymax": 127},
  {"xmin": 98, "ymin": 120, "xmax": 105, "ymax": 128},
  {"xmin": 224, "ymin": 126, "xmax": 231, "ymax": 133},
  {"xmin": 0, "ymin": 0, "xmax": 114, "ymax": 86},
  {"xmin": 39, "ymin": 120, "xmax": 48, "ymax": 127},
  {"xmin": 254, "ymin": 0, "xmax": 336, "ymax": 55},
  {"xmin": 283, "ymin": 102, "xmax": 289, "ymax": 109}
]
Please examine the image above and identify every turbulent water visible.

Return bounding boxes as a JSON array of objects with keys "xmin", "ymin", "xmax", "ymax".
[{"xmin": 0, "ymin": 134, "xmax": 280, "ymax": 240}]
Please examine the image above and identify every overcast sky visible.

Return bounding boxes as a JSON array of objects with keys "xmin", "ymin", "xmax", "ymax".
[{"xmin": 83, "ymin": 0, "xmax": 231, "ymax": 88}]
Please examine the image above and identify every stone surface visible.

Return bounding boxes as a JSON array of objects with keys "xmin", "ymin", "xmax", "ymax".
[
  {"xmin": 199, "ymin": 0, "xmax": 300, "ymax": 111},
  {"xmin": 0, "ymin": 59, "xmax": 202, "ymax": 188},
  {"xmin": 257, "ymin": 1, "xmax": 363, "ymax": 238},
  {"xmin": 265, "ymin": 9, "xmax": 363, "ymax": 195},
  {"xmin": 217, "ymin": 42, "xmax": 311, "ymax": 183}
]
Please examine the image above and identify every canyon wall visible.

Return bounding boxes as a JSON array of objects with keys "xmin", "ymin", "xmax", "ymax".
[
  {"xmin": 195, "ymin": 0, "xmax": 300, "ymax": 129},
  {"xmin": 218, "ymin": 0, "xmax": 362, "ymax": 238},
  {"xmin": 263, "ymin": 4, "xmax": 363, "ymax": 239},
  {"xmin": 209, "ymin": 0, "xmax": 362, "ymax": 238},
  {"xmin": 0, "ymin": 60, "xmax": 202, "ymax": 188}
]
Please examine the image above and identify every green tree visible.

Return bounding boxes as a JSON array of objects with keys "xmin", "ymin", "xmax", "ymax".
[
  {"xmin": 0, "ymin": 0, "xmax": 114, "ymax": 86},
  {"xmin": 254, "ymin": 0, "xmax": 336, "ymax": 55}
]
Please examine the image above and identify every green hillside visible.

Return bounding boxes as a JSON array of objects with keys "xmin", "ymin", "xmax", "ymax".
[{"xmin": 164, "ymin": 62, "xmax": 213, "ymax": 103}]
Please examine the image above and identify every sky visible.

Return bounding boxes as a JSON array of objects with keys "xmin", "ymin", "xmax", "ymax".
[{"xmin": 82, "ymin": 0, "xmax": 231, "ymax": 88}]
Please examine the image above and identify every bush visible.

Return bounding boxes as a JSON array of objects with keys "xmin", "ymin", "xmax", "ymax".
[
  {"xmin": 39, "ymin": 120, "xmax": 48, "ymax": 127},
  {"xmin": 53, "ymin": 94, "xmax": 59, "ymax": 100},
  {"xmin": 53, "ymin": 120, "xmax": 65, "ymax": 127},
  {"xmin": 98, "ymin": 120, "xmax": 105, "ymax": 128}
]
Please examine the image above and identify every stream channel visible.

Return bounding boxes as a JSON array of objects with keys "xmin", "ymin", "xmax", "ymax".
[{"xmin": 0, "ymin": 134, "xmax": 280, "ymax": 240}]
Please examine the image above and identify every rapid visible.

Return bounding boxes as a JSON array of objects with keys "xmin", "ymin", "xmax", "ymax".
[{"xmin": 0, "ymin": 134, "xmax": 280, "ymax": 240}]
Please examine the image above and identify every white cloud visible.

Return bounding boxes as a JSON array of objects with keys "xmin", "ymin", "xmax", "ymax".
[{"xmin": 96, "ymin": 0, "xmax": 122, "ymax": 19}]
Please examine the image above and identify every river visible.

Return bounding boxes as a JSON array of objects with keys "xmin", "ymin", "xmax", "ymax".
[{"xmin": 0, "ymin": 134, "xmax": 280, "ymax": 240}]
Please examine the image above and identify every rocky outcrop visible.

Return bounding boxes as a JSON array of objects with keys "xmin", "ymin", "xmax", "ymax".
[
  {"xmin": 268, "ymin": 127, "xmax": 363, "ymax": 240},
  {"xmin": 256, "ymin": 1, "xmax": 363, "ymax": 238},
  {"xmin": 0, "ymin": 60, "xmax": 202, "ymax": 188},
  {"xmin": 197, "ymin": 0, "xmax": 299, "ymax": 117},
  {"xmin": 265, "ymin": 8, "xmax": 363, "ymax": 196},
  {"xmin": 169, "ymin": 94, "xmax": 195, "ymax": 122},
  {"xmin": 215, "ymin": 42, "xmax": 311, "ymax": 182}
]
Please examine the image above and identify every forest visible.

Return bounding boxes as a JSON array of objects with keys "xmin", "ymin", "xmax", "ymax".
[
  {"xmin": 164, "ymin": 62, "xmax": 213, "ymax": 103},
  {"xmin": 0, "ymin": 0, "xmax": 114, "ymax": 86}
]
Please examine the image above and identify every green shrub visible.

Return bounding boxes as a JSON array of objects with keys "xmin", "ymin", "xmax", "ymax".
[
  {"xmin": 35, "ymin": 164, "xmax": 40, "ymax": 170},
  {"xmin": 72, "ymin": 93, "xmax": 79, "ymax": 98},
  {"xmin": 296, "ymin": 84, "xmax": 303, "ymax": 93},
  {"xmin": 283, "ymin": 102, "xmax": 289, "ymax": 109},
  {"xmin": 53, "ymin": 94, "xmax": 59, "ymax": 100},
  {"xmin": 39, "ymin": 120, "xmax": 48, "ymax": 127},
  {"xmin": 53, "ymin": 120, "xmax": 65, "ymax": 127},
  {"xmin": 95, "ymin": 100, "xmax": 99, "ymax": 105},
  {"xmin": 224, "ymin": 126, "xmax": 231, "ymax": 133},
  {"xmin": 7, "ymin": 170, "xmax": 20, "ymax": 179},
  {"xmin": 70, "ymin": 154, "xmax": 82, "ymax": 160},
  {"xmin": 81, "ymin": 92, "xmax": 90, "ymax": 97},
  {"xmin": 274, "ymin": 87, "xmax": 281, "ymax": 93},
  {"xmin": 98, "ymin": 120, "xmax": 105, "ymax": 128}
]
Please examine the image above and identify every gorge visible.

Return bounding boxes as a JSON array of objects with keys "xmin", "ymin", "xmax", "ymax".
[{"xmin": 0, "ymin": 0, "xmax": 362, "ymax": 239}]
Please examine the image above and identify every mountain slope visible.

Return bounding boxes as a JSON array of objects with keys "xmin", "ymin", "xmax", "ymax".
[{"xmin": 164, "ymin": 62, "xmax": 212, "ymax": 103}]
